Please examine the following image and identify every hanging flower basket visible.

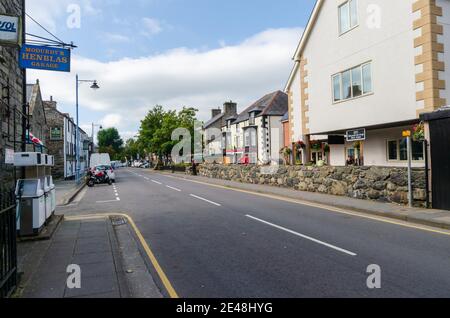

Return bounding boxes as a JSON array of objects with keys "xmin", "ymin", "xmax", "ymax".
[
  {"xmin": 412, "ymin": 122, "xmax": 425, "ymax": 142},
  {"xmin": 353, "ymin": 141, "xmax": 361, "ymax": 150},
  {"xmin": 310, "ymin": 141, "xmax": 322, "ymax": 151}
]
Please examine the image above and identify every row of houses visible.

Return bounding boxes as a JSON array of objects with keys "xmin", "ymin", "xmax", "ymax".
[
  {"xmin": 4, "ymin": 79, "xmax": 91, "ymax": 181},
  {"xmin": 204, "ymin": 0, "xmax": 449, "ymax": 170}
]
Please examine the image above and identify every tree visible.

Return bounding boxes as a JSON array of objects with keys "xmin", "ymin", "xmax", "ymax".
[
  {"xmin": 97, "ymin": 128, "xmax": 124, "ymax": 160},
  {"xmin": 138, "ymin": 106, "xmax": 198, "ymax": 165}
]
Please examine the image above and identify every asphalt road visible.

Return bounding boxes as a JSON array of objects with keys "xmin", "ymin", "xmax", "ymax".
[{"xmin": 63, "ymin": 168, "xmax": 450, "ymax": 298}]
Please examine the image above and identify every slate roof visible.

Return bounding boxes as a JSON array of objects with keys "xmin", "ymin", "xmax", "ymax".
[
  {"xmin": 281, "ymin": 112, "xmax": 289, "ymax": 122},
  {"xmin": 234, "ymin": 90, "xmax": 288, "ymax": 124},
  {"xmin": 203, "ymin": 112, "xmax": 225, "ymax": 129}
]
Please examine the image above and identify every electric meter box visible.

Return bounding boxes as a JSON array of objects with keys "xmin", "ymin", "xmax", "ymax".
[
  {"xmin": 16, "ymin": 179, "xmax": 46, "ymax": 236},
  {"xmin": 14, "ymin": 152, "xmax": 44, "ymax": 167}
]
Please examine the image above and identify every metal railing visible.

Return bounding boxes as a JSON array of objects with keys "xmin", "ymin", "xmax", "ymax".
[{"xmin": 0, "ymin": 188, "xmax": 17, "ymax": 298}]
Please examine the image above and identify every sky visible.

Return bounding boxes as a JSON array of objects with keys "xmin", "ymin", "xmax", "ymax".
[{"xmin": 26, "ymin": 0, "xmax": 316, "ymax": 141}]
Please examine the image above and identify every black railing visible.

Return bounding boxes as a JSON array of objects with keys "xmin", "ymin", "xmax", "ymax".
[{"xmin": 0, "ymin": 188, "xmax": 17, "ymax": 298}]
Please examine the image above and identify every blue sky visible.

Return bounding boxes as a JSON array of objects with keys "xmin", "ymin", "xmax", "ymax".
[{"xmin": 27, "ymin": 0, "xmax": 316, "ymax": 140}]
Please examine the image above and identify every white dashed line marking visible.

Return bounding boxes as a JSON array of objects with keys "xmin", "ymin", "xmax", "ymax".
[
  {"xmin": 166, "ymin": 186, "xmax": 181, "ymax": 192},
  {"xmin": 246, "ymin": 215, "xmax": 357, "ymax": 257},
  {"xmin": 189, "ymin": 194, "xmax": 221, "ymax": 207},
  {"xmin": 151, "ymin": 180, "xmax": 163, "ymax": 185}
]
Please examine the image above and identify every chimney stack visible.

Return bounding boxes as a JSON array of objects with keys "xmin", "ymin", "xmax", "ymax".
[
  {"xmin": 211, "ymin": 108, "xmax": 221, "ymax": 118},
  {"xmin": 44, "ymin": 96, "xmax": 57, "ymax": 110},
  {"xmin": 223, "ymin": 101, "xmax": 237, "ymax": 116}
]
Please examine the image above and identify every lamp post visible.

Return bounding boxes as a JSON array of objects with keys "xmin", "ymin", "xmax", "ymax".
[{"xmin": 75, "ymin": 75, "xmax": 100, "ymax": 184}]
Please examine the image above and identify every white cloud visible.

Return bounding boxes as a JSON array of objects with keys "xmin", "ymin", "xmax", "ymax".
[
  {"xmin": 101, "ymin": 114, "xmax": 123, "ymax": 128},
  {"xmin": 29, "ymin": 27, "xmax": 304, "ymax": 141},
  {"xmin": 102, "ymin": 32, "xmax": 131, "ymax": 44},
  {"xmin": 141, "ymin": 17, "xmax": 163, "ymax": 36}
]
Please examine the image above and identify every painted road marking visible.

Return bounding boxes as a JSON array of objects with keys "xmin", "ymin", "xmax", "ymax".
[
  {"xmin": 157, "ymin": 173, "xmax": 450, "ymax": 237},
  {"xmin": 190, "ymin": 194, "xmax": 221, "ymax": 207},
  {"xmin": 65, "ymin": 213, "xmax": 179, "ymax": 298},
  {"xmin": 166, "ymin": 185, "xmax": 181, "ymax": 192},
  {"xmin": 96, "ymin": 199, "xmax": 119, "ymax": 204},
  {"xmin": 152, "ymin": 180, "xmax": 163, "ymax": 185},
  {"xmin": 247, "ymin": 215, "xmax": 357, "ymax": 257}
]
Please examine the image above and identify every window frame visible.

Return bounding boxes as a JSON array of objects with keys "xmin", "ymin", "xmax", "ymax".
[
  {"xmin": 386, "ymin": 139, "xmax": 425, "ymax": 163},
  {"xmin": 338, "ymin": 0, "xmax": 359, "ymax": 36},
  {"xmin": 332, "ymin": 61, "xmax": 373, "ymax": 104}
]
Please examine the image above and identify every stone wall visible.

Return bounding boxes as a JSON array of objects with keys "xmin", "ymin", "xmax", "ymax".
[
  {"xmin": 0, "ymin": 0, "xmax": 24, "ymax": 189},
  {"xmin": 198, "ymin": 164, "xmax": 427, "ymax": 207}
]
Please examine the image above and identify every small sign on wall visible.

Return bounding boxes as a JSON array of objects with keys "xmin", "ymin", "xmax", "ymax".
[
  {"xmin": 5, "ymin": 148, "xmax": 14, "ymax": 164},
  {"xmin": 0, "ymin": 14, "xmax": 21, "ymax": 46}
]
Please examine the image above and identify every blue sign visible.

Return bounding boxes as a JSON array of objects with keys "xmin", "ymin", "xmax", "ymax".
[{"xmin": 19, "ymin": 44, "xmax": 71, "ymax": 72}]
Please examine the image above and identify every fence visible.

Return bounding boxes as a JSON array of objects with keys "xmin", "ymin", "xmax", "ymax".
[{"xmin": 0, "ymin": 188, "xmax": 17, "ymax": 298}]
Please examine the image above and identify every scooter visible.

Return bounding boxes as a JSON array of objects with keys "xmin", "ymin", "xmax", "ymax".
[{"xmin": 86, "ymin": 169, "xmax": 112, "ymax": 187}]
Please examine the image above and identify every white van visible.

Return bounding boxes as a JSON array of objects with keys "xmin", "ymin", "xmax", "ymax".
[{"xmin": 90, "ymin": 153, "xmax": 111, "ymax": 169}]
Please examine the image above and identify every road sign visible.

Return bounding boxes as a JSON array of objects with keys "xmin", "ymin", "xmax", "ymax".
[
  {"xmin": 19, "ymin": 44, "xmax": 71, "ymax": 72},
  {"xmin": 402, "ymin": 130, "xmax": 411, "ymax": 138},
  {"xmin": 0, "ymin": 14, "xmax": 20, "ymax": 46},
  {"xmin": 346, "ymin": 129, "xmax": 366, "ymax": 142}
]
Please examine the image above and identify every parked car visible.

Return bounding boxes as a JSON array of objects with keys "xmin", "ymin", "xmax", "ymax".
[{"xmin": 95, "ymin": 164, "xmax": 116, "ymax": 183}]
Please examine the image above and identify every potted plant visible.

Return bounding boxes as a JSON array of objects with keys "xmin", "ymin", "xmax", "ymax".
[
  {"xmin": 311, "ymin": 141, "xmax": 322, "ymax": 151},
  {"xmin": 324, "ymin": 144, "xmax": 330, "ymax": 154},
  {"xmin": 353, "ymin": 141, "xmax": 361, "ymax": 150}
]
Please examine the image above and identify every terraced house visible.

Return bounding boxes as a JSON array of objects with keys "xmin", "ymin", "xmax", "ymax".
[{"xmin": 285, "ymin": 0, "xmax": 449, "ymax": 167}]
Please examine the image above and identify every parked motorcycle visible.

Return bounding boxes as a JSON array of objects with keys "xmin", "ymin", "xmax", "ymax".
[{"xmin": 86, "ymin": 168, "xmax": 112, "ymax": 187}]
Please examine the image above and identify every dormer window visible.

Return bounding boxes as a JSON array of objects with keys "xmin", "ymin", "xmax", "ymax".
[{"xmin": 339, "ymin": 0, "xmax": 358, "ymax": 35}]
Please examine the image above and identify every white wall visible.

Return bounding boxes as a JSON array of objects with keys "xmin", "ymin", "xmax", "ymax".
[
  {"xmin": 330, "ymin": 126, "xmax": 426, "ymax": 167},
  {"xmin": 269, "ymin": 116, "xmax": 283, "ymax": 163},
  {"xmin": 289, "ymin": 70, "xmax": 303, "ymax": 141},
  {"xmin": 438, "ymin": 0, "xmax": 450, "ymax": 105},
  {"xmin": 302, "ymin": 0, "xmax": 417, "ymax": 134}
]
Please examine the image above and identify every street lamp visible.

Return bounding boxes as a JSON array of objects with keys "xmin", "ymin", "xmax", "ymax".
[{"xmin": 75, "ymin": 74, "xmax": 100, "ymax": 184}]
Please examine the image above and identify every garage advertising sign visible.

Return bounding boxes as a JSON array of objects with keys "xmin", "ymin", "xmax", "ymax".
[
  {"xmin": 0, "ymin": 14, "xmax": 21, "ymax": 46},
  {"xmin": 19, "ymin": 44, "xmax": 71, "ymax": 72}
]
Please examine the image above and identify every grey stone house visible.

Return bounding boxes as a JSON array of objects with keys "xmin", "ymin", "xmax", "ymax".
[
  {"xmin": 203, "ymin": 101, "xmax": 238, "ymax": 163},
  {"xmin": 44, "ymin": 97, "xmax": 90, "ymax": 180},
  {"xmin": 26, "ymin": 80, "xmax": 47, "ymax": 153}
]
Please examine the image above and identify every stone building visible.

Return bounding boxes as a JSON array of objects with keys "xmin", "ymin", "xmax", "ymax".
[
  {"xmin": 203, "ymin": 101, "xmax": 238, "ymax": 163},
  {"xmin": 26, "ymin": 80, "xmax": 47, "ymax": 152},
  {"xmin": 44, "ymin": 97, "xmax": 90, "ymax": 180},
  {"xmin": 0, "ymin": 0, "xmax": 25, "ymax": 189}
]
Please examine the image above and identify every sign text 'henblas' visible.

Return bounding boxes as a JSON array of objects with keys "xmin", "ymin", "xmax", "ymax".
[{"xmin": 19, "ymin": 45, "xmax": 71, "ymax": 72}]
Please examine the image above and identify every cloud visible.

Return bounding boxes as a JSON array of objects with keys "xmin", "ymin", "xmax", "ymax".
[
  {"xmin": 102, "ymin": 32, "xmax": 131, "ymax": 44},
  {"xmin": 101, "ymin": 114, "xmax": 123, "ymax": 128},
  {"xmin": 28, "ymin": 27, "xmax": 304, "ymax": 141},
  {"xmin": 141, "ymin": 17, "xmax": 163, "ymax": 36}
]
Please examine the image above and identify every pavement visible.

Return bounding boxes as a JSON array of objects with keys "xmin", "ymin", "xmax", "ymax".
[
  {"xmin": 17, "ymin": 212, "xmax": 162, "ymax": 298},
  {"xmin": 54, "ymin": 168, "xmax": 450, "ymax": 298}
]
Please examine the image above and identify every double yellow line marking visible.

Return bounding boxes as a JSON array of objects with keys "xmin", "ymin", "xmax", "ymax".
[{"xmin": 65, "ymin": 213, "xmax": 179, "ymax": 298}]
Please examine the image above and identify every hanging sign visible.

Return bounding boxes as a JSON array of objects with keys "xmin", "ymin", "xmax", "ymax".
[
  {"xmin": 0, "ymin": 14, "xmax": 20, "ymax": 46},
  {"xmin": 19, "ymin": 44, "xmax": 71, "ymax": 72},
  {"xmin": 346, "ymin": 129, "xmax": 366, "ymax": 142}
]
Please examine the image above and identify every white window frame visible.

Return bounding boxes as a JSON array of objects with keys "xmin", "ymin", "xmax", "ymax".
[
  {"xmin": 386, "ymin": 139, "xmax": 425, "ymax": 163},
  {"xmin": 338, "ymin": 0, "xmax": 359, "ymax": 36},
  {"xmin": 332, "ymin": 61, "xmax": 373, "ymax": 104}
]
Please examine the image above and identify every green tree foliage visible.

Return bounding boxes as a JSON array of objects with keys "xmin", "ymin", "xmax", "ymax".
[
  {"xmin": 97, "ymin": 127, "xmax": 124, "ymax": 160},
  {"xmin": 138, "ymin": 106, "xmax": 198, "ymax": 164}
]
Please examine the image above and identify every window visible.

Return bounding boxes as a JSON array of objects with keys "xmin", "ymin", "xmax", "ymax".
[
  {"xmin": 333, "ymin": 75, "xmax": 341, "ymax": 102},
  {"xmin": 332, "ymin": 62, "xmax": 372, "ymax": 102},
  {"xmin": 339, "ymin": 0, "xmax": 358, "ymax": 34},
  {"xmin": 387, "ymin": 139, "xmax": 424, "ymax": 162}
]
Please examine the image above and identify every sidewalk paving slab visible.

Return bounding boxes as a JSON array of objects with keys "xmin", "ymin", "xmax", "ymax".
[{"xmin": 18, "ymin": 213, "xmax": 164, "ymax": 298}]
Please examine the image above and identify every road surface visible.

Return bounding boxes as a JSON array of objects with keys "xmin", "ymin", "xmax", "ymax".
[{"xmin": 62, "ymin": 168, "xmax": 450, "ymax": 298}]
